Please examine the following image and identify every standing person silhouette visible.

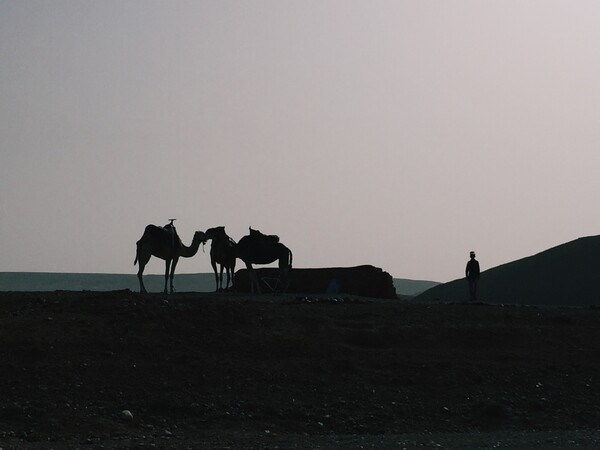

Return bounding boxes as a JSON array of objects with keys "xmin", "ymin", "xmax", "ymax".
[{"xmin": 465, "ymin": 251, "xmax": 480, "ymax": 302}]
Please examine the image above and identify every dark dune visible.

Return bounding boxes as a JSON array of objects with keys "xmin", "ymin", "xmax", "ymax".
[{"xmin": 417, "ymin": 235, "xmax": 600, "ymax": 306}]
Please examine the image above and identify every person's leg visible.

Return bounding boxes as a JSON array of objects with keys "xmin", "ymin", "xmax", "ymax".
[{"xmin": 468, "ymin": 279, "xmax": 476, "ymax": 302}]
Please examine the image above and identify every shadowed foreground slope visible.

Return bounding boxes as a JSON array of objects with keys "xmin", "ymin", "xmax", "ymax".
[
  {"xmin": 417, "ymin": 235, "xmax": 600, "ymax": 306},
  {"xmin": 0, "ymin": 290, "xmax": 599, "ymax": 448}
]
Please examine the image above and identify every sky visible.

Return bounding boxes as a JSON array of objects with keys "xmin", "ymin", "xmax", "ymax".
[{"xmin": 2, "ymin": 1, "xmax": 600, "ymax": 283}]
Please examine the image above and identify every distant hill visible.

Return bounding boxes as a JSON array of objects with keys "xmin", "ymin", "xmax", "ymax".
[
  {"xmin": 416, "ymin": 235, "xmax": 600, "ymax": 306},
  {"xmin": 0, "ymin": 272, "xmax": 436, "ymax": 298},
  {"xmin": 393, "ymin": 278, "xmax": 440, "ymax": 297}
]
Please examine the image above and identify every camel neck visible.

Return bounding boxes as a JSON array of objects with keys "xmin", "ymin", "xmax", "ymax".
[{"xmin": 179, "ymin": 235, "xmax": 202, "ymax": 257}]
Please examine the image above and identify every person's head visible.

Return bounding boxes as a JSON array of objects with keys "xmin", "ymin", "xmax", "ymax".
[{"xmin": 470, "ymin": 251, "xmax": 476, "ymax": 259}]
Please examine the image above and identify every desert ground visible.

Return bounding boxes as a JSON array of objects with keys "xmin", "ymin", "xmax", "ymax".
[{"xmin": 0, "ymin": 290, "xmax": 599, "ymax": 449}]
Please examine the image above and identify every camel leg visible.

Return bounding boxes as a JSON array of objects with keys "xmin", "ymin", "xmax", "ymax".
[
  {"xmin": 219, "ymin": 265, "xmax": 225, "ymax": 291},
  {"xmin": 169, "ymin": 258, "xmax": 179, "ymax": 294},
  {"xmin": 164, "ymin": 259, "xmax": 171, "ymax": 294},
  {"xmin": 252, "ymin": 270, "xmax": 261, "ymax": 294},
  {"xmin": 137, "ymin": 264, "xmax": 148, "ymax": 294},
  {"xmin": 136, "ymin": 250, "xmax": 150, "ymax": 294},
  {"xmin": 278, "ymin": 250, "xmax": 292, "ymax": 293},
  {"xmin": 279, "ymin": 268, "xmax": 290, "ymax": 293},
  {"xmin": 229, "ymin": 258, "xmax": 236, "ymax": 291},
  {"xmin": 246, "ymin": 262, "xmax": 261, "ymax": 294},
  {"xmin": 211, "ymin": 260, "xmax": 219, "ymax": 292},
  {"xmin": 224, "ymin": 266, "xmax": 231, "ymax": 290}
]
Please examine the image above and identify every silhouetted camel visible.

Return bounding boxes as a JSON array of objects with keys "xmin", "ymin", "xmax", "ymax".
[
  {"xmin": 134, "ymin": 224, "xmax": 207, "ymax": 294},
  {"xmin": 205, "ymin": 226, "xmax": 237, "ymax": 292},
  {"xmin": 235, "ymin": 227, "xmax": 293, "ymax": 293}
]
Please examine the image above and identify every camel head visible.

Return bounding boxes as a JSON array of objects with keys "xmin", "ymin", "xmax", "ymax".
[{"xmin": 193, "ymin": 231, "xmax": 208, "ymax": 245}]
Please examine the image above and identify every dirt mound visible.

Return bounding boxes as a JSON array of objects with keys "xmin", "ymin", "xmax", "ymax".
[
  {"xmin": 233, "ymin": 265, "xmax": 397, "ymax": 298},
  {"xmin": 0, "ymin": 290, "xmax": 599, "ymax": 447}
]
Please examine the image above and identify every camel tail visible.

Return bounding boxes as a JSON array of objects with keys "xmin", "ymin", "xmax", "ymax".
[
  {"xmin": 134, "ymin": 243, "xmax": 139, "ymax": 266},
  {"xmin": 288, "ymin": 248, "xmax": 293, "ymax": 270}
]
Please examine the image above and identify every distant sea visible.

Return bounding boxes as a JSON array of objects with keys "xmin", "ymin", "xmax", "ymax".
[
  {"xmin": 0, "ymin": 272, "xmax": 216, "ymax": 293},
  {"xmin": 0, "ymin": 273, "xmax": 438, "ymax": 297}
]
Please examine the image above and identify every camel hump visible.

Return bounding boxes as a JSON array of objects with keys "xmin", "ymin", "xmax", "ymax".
[
  {"xmin": 138, "ymin": 224, "xmax": 162, "ymax": 242},
  {"xmin": 249, "ymin": 227, "xmax": 279, "ymax": 244},
  {"xmin": 137, "ymin": 223, "xmax": 182, "ymax": 248}
]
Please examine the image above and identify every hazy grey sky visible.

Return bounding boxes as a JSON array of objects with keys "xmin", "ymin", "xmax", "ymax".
[{"xmin": 2, "ymin": 1, "xmax": 600, "ymax": 282}]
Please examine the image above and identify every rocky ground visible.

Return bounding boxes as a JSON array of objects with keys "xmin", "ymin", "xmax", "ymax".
[{"xmin": 0, "ymin": 290, "xmax": 599, "ymax": 449}]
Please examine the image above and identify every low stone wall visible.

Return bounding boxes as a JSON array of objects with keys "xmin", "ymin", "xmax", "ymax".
[{"xmin": 233, "ymin": 265, "xmax": 397, "ymax": 299}]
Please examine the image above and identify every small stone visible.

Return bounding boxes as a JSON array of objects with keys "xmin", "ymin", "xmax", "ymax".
[{"xmin": 120, "ymin": 410, "xmax": 134, "ymax": 421}]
